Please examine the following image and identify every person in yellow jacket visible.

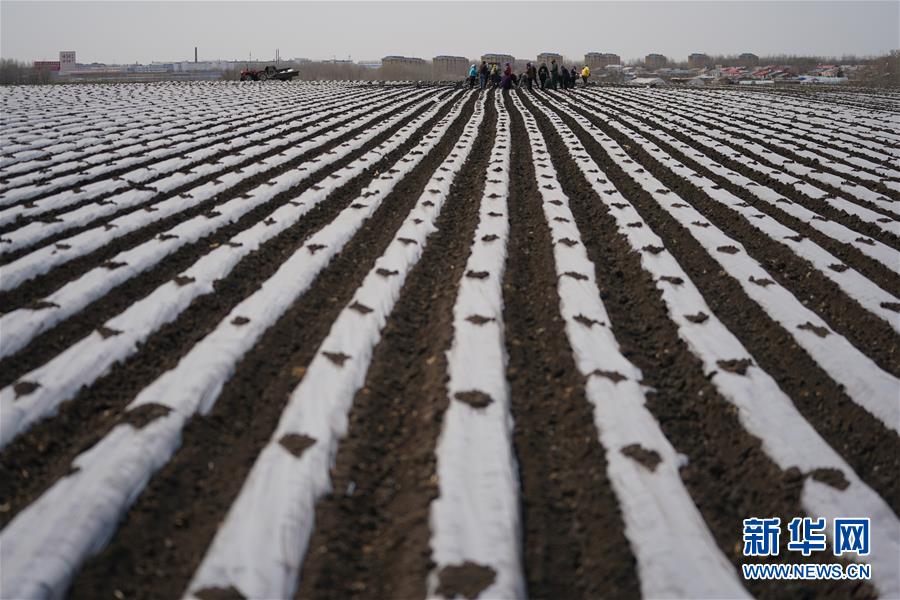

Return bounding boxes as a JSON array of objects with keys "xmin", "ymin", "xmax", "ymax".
[{"xmin": 581, "ymin": 65, "xmax": 591, "ymax": 87}]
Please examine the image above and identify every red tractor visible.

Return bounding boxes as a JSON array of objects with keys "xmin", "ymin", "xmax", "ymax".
[{"xmin": 240, "ymin": 65, "xmax": 299, "ymax": 82}]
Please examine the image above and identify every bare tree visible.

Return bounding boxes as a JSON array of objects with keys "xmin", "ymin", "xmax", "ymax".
[{"xmin": 0, "ymin": 59, "xmax": 55, "ymax": 85}]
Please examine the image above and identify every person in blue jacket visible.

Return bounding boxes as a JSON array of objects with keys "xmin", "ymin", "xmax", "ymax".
[{"xmin": 468, "ymin": 64, "xmax": 477, "ymax": 89}]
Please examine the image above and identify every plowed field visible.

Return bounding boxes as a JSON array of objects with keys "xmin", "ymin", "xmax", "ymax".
[{"xmin": 1, "ymin": 82, "xmax": 898, "ymax": 599}]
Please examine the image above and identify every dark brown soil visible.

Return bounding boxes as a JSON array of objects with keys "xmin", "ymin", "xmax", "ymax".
[
  {"xmin": 0, "ymin": 89, "xmax": 345, "ymax": 204},
  {"xmin": 526, "ymin": 90, "xmax": 878, "ymax": 598},
  {"xmin": 65, "ymin": 92, "xmax": 479, "ymax": 600},
  {"xmin": 605, "ymin": 89, "xmax": 900, "ymax": 203},
  {"xmin": 616, "ymin": 88, "xmax": 900, "ymax": 206},
  {"xmin": 2, "ymin": 85, "xmax": 895, "ymax": 600},
  {"xmin": 295, "ymin": 91, "xmax": 496, "ymax": 600},
  {"xmin": 581, "ymin": 92, "xmax": 900, "ymax": 295},
  {"xmin": 0, "ymin": 94, "xmax": 443, "ymax": 391},
  {"xmin": 0, "ymin": 91, "xmax": 463, "ymax": 532},
  {"xmin": 503, "ymin": 90, "xmax": 641, "ymax": 599},
  {"xmin": 435, "ymin": 562, "xmax": 497, "ymax": 600},
  {"xmin": 534, "ymin": 89, "xmax": 900, "ymax": 518},
  {"xmin": 571, "ymin": 93, "xmax": 900, "ymax": 378},
  {"xmin": 0, "ymin": 89, "xmax": 410, "ymax": 242},
  {"xmin": 525, "ymin": 91, "xmax": 878, "ymax": 598},
  {"xmin": 690, "ymin": 92, "xmax": 900, "ymax": 168},
  {"xmin": 0, "ymin": 91, "xmax": 432, "ymax": 311},
  {"xmin": 757, "ymin": 87, "xmax": 899, "ymax": 117}
]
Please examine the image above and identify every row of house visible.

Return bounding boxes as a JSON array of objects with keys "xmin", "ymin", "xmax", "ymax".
[
  {"xmin": 385, "ymin": 52, "xmax": 623, "ymax": 70},
  {"xmin": 385, "ymin": 51, "xmax": 763, "ymax": 74},
  {"xmin": 631, "ymin": 60, "xmax": 855, "ymax": 87},
  {"xmin": 686, "ymin": 52, "xmax": 760, "ymax": 68}
]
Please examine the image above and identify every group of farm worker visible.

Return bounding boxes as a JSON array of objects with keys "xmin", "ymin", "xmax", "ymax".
[{"xmin": 467, "ymin": 59, "xmax": 590, "ymax": 90}]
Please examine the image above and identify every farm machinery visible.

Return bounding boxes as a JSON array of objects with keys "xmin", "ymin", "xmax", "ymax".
[{"xmin": 240, "ymin": 65, "xmax": 299, "ymax": 82}]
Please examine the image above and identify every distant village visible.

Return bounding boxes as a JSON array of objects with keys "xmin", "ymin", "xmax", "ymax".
[
  {"xmin": 15, "ymin": 48, "xmax": 897, "ymax": 86},
  {"xmin": 386, "ymin": 52, "xmax": 864, "ymax": 86}
]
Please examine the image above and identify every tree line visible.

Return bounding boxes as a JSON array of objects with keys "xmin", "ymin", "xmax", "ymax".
[{"xmin": 0, "ymin": 59, "xmax": 55, "ymax": 85}]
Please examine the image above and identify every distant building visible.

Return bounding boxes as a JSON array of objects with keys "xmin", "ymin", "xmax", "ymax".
[
  {"xmin": 59, "ymin": 51, "xmax": 76, "ymax": 73},
  {"xmin": 813, "ymin": 64, "xmax": 844, "ymax": 77},
  {"xmin": 35, "ymin": 51, "xmax": 75, "ymax": 74},
  {"xmin": 688, "ymin": 53, "xmax": 710, "ymax": 68},
  {"xmin": 739, "ymin": 53, "xmax": 760, "ymax": 66},
  {"xmin": 382, "ymin": 55, "xmax": 426, "ymax": 66},
  {"xmin": 481, "ymin": 53, "xmax": 515, "ymax": 66},
  {"xmin": 126, "ymin": 64, "xmax": 172, "ymax": 74},
  {"xmin": 584, "ymin": 52, "xmax": 621, "ymax": 69},
  {"xmin": 433, "ymin": 55, "xmax": 469, "ymax": 78},
  {"xmin": 380, "ymin": 55, "xmax": 428, "ymax": 80},
  {"xmin": 33, "ymin": 61, "xmax": 61, "ymax": 71},
  {"xmin": 537, "ymin": 52, "xmax": 563, "ymax": 66},
  {"xmin": 645, "ymin": 53, "xmax": 667, "ymax": 69},
  {"xmin": 717, "ymin": 66, "xmax": 749, "ymax": 79},
  {"xmin": 357, "ymin": 60, "xmax": 382, "ymax": 70}
]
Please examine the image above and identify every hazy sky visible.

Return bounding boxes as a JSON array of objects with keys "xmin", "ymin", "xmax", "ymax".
[{"xmin": 2, "ymin": 1, "xmax": 897, "ymax": 64}]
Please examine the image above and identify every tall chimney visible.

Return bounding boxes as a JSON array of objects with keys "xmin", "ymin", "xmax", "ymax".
[{"xmin": 194, "ymin": 47, "xmax": 198, "ymax": 63}]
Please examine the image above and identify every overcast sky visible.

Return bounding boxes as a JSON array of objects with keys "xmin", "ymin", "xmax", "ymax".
[{"xmin": 1, "ymin": 1, "xmax": 897, "ymax": 64}]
